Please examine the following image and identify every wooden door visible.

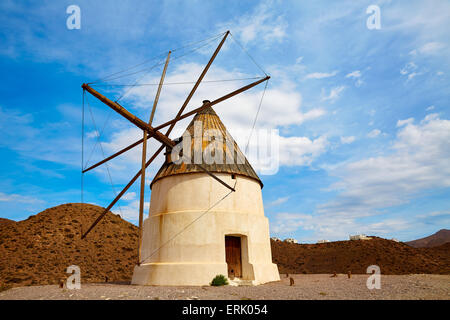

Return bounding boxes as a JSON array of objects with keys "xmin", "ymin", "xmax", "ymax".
[{"xmin": 225, "ymin": 236, "xmax": 242, "ymax": 279}]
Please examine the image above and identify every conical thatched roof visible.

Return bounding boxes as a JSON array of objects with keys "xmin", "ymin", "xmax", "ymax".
[{"xmin": 150, "ymin": 104, "xmax": 262, "ymax": 188}]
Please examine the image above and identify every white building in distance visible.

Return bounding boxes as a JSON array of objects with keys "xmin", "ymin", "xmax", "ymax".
[{"xmin": 349, "ymin": 234, "xmax": 372, "ymax": 240}]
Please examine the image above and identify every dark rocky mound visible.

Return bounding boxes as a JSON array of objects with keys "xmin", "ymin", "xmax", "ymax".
[
  {"xmin": 271, "ymin": 237, "xmax": 450, "ymax": 275},
  {"xmin": 0, "ymin": 203, "xmax": 138, "ymax": 288}
]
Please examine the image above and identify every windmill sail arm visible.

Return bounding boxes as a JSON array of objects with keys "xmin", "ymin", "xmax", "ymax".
[
  {"xmin": 83, "ymin": 75, "xmax": 270, "ymax": 173},
  {"xmin": 81, "ymin": 145, "xmax": 165, "ymax": 239},
  {"xmin": 166, "ymin": 31, "xmax": 230, "ymax": 137},
  {"xmin": 82, "ymin": 138, "xmax": 144, "ymax": 173},
  {"xmin": 82, "ymin": 83, "xmax": 175, "ymax": 148},
  {"xmin": 81, "ymin": 32, "xmax": 230, "ymax": 174},
  {"xmin": 153, "ymin": 76, "xmax": 270, "ymax": 131},
  {"xmin": 195, "ymin": 164, "xmax": 235, "ymax": 192}
]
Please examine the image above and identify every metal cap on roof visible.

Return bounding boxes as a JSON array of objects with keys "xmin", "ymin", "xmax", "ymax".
[{"xmin": 150, "ymin": 105, "xmax": 263, "ymax": 189}]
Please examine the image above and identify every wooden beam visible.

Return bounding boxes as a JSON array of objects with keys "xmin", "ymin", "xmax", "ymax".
[
  {"xmin": 195, "ymin": 164, "xmax": 235, "ymax": 192},
  {"xmin": 83, "ymin": 138, "xmax": 144, "ymax": 173},
  {"xmin": 138, "ymin": 51, "xmax": 171, "ymax": 265},
  {"xmin": 81, "ymin": 32, "xmax": 230, "ymax": 173},
  {"xmin": 82, "ymin": 32, "xmax": 237, "ymax": 239},
  {"xmin": 83, "ymin": 75, "xmax": 269, "ymax": 173},
  {"xmin": 153, "ymin": 76, "xmax": 270, "ymax": 131},
  {"xmin": 82, "ymin": 83, "xmax": 175, "ymax": 148},
  {"xmin": 167, "ymin": 31, "xmax": 230, "ymax": 136},
  {"xmin": 81, "ymin": 145, "xmax": 165, "ymax": 239}
]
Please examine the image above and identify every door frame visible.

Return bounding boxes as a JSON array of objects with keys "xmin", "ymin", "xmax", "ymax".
[{"xmin": 225, "ymin": 235, "xmax": 242, "ymax": 279}]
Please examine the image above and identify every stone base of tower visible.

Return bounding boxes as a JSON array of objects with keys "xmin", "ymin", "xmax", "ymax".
[{"xmin": 132, "ymin": 262, "xmax": 279, "ymax": 286}]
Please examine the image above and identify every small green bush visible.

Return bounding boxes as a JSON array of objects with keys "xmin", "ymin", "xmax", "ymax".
[{"xmin": 210, "ymin": 274, "xmax": 228, "ymax": 286}]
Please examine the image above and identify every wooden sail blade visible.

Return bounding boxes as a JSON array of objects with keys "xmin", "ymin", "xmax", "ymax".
[
  {"xmin": 153, "ymin": 76, "xmax": 270, "ymax": 131},
  {"xmin": 81, "ymin": 145, "xmax": 165, "ymax": 239},
  {"xmin": 138, "ymin": 51, "xmax": 171, "ymax": 264},
  {"xmin": 167, "ymin": 31, "xmax": 230, "ymax": 136},
  {"xmin": 82, "ymin": 32, "xmax": 230, "ymax": 173},
  {"xmin": 84, "ymin": 75, "xmax": 269, "ymax": 173},
  {"xmin": 82, "ymin": 83, "xmax": 175, "ymax": 148},
  {"xmin": 83, "ymin": 138, "xmax": 144, "ymax": 173}
]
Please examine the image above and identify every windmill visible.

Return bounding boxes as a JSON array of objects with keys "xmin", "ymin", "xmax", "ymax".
[{"xmin": 80, "ymin": 31, "xmax": 279, "ymax": 285}]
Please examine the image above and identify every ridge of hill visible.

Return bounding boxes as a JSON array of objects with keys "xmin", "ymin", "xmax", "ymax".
[
  {"xmin": 405, "ymin": 229, "xmax": 450, "ymax": 248},
  {"xmin": 271, "ymin": 237, "xmax": 450, "ymax": 275}
]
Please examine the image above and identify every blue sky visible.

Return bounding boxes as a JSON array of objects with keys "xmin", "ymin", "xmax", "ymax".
[{"xmin": 0, "ymin": 0, "xmax": 449, "ymax": 243}]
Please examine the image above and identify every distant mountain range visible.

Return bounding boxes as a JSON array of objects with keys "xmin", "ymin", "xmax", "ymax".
[{"xmin": 405, "ymin": 229, "xmax": 450, "ymax": 248}]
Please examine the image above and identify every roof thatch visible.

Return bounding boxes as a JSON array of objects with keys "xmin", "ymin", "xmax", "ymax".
[{"xmin": 151, "ymin": 105, "xmax": 262, "ymax": 188}]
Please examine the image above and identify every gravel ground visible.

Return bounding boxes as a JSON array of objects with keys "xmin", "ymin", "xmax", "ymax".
[{"xmin": 0, "ymin": 274, "xmax": 449, "ymax": 300}]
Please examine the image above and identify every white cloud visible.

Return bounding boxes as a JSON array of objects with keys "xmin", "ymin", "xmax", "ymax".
[
  {"xmin": 275, "ymin": 115, "xmax": 450, "ymax": 241},
  {"xmin": 399, "ymin": 62, "xmax": 423, "ymax": 81},
  {"xmin": 426, "ymin": 105, "xmax": 435, "ymax": 111},
  {"xmin": 278, "ymin": 135, "xmax": 328, "ymax": 166},
  {"xmin": 340, "ymin": 136, "xmax": 355, "ymax": 144},
  {"xmin": 410, "ymin": 42, "xmax": 446, "ymax": 55},
  {"xmin": 86, "ymin": 130, "xmax": 100, "ymax": 139},
  {"xmin": 304, "ymin": 71, "xmax": 338, "ymax": 80},
  {"xmin": 346, "ymin": 70, "xmax": 363, "ymax": 86},
  {"xmin": 117, "ymin": 200, "xmax": 149, "ymax": 223},
  {"xmin": 121, "ymin": 192, "xmax": 136, "ymax": 201},
  {"xmin": 385, "ymin": 1, "xmax": 450, "ymax": 43},
  {"xmin": 0, "ymin": 106, "xmax": 81, "ymax": 167},
  {"xmin": 367, "ymin": 129, "xmax": 381, "ymax": 138},
  {"xmin": 295, "ymin": 56, "xmax": 304, "ymax": 64},
  {"xmin": 322, "ymin": 114, "xmax": 450, "ymax": 217},
  {"xmin": 117, "ymin": 62, "xmax": 328, "ymax": 172},
  {"xmin": 268, "ymin": 196, "xmax": 290, "ymax": 207},
  {"xmin": 396, "ymin": 118, "xmax": 414, "ymax": 127},
  {"xmin": 407, "ymin": 72, "xmax": 420, "ymax": 80},
  {"xmin": 321, "ymin": 86, "xmax": 345, "ymax": 102},
  {"xmin": 345, "ymin": 70, "xmax": 361, "ymax": 78},
  {"xmin": 0, "ymin": 192, "xmax": 44, "ymax": 205},
  {"xmin": 218, "ymin": 2, "xmax": 287, "ymax": 47},
  {"xmin": 400, "ymin": 62, "xmax": 417, "ymax": 75},
  {"xmin": 270, "ymin": 213, "xmax": 313, "ymax": 234}
]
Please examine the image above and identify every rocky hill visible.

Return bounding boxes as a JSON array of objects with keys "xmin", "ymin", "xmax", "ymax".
[
  {"xmin": 1, "ymin": 203, "xmax": 449, "ymax": 289},
  {"xmin": 405, "ymin": 229, "xmax": 450, "ymax": 248},
  {"xmin": 271, "ymin": 237, "xmax": 450, "ymax": 275},
  {"xmin": 0, "ymin": 203, "xmax": 138, "ymax": 288}
]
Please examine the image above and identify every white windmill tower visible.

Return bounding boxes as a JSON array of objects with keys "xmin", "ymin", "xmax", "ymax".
[{"xmin": 80, "ymin": 31, "xmax": 279, "ymax": 286}]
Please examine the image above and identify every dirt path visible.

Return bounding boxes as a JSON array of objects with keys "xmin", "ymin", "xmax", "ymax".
[{"xmin": 1, "ymin": 274, "xmax": 448, "ymax": 300}]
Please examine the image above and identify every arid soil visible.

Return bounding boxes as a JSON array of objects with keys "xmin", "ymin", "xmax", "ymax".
[
  {"xmin": 1, "ymin": 203, "xmax": 449, "ymax": 292},
  {"xmin": 271, "ymin": 238, "xmax": 450, "ymax": 275},
  {"xmin": 0, "ymin": 274, "xmax": 448, "ymax": 300},
  {"xmin": 0, "ymin": 203, "xmax": 138, "ymax": 289}
]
